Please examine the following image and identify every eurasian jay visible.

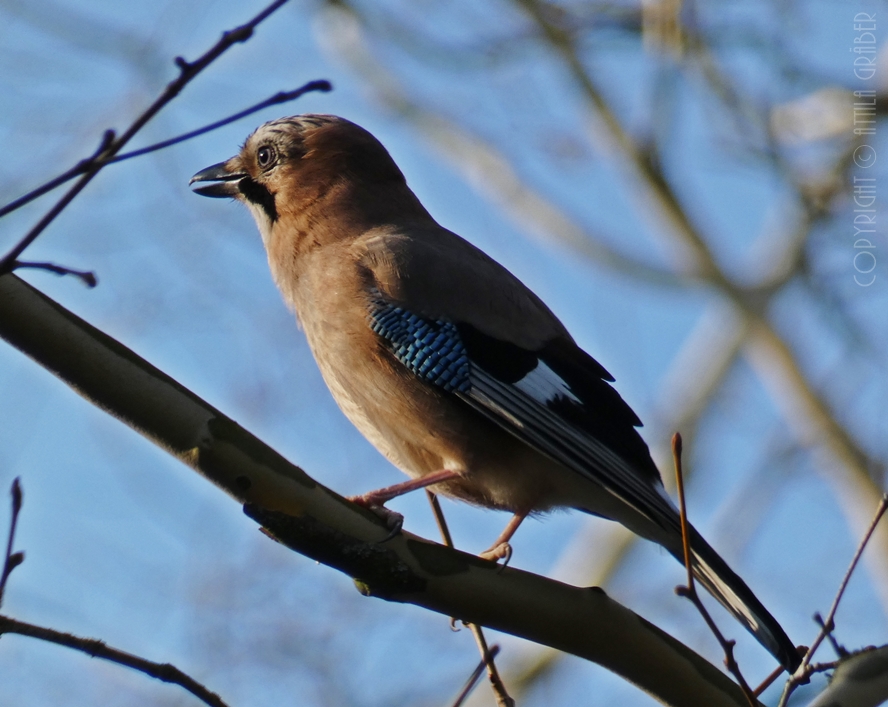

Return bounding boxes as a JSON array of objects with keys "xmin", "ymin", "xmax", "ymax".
[{"xmin": 190, "ymin": 114, "xmax": 800, "ymax": 672}]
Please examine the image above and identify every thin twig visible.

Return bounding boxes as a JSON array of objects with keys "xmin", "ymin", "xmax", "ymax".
[
  {"xmin": 0, "ymin": 480, "xmax": 225, "ymax": 705},
  {"xmin": 0, "ymin": 80, "xmax": 330, "ymax": 221},
  {"xmin": 809, "ymin": 493, "xmax": 888, "ymax": 665},
  {"xmin": 808, "ymin": 660, "xmax": 840, "ymax": 673},
  {"xmin": 777, "ymin": 493, "xmax": 888, "ymax": 707},
  {"xmin": 0, "ymin": 131, "xmax": 116, "ymax": 221},
  {"xmin": 672, "ymin": 434, "xmax": 758, "ymax": 707},
  {"xmin": 108, "ymin": 81, "xmax": 331, "ymax": 163},
  {"xmin": 753, "ymin": 662, "xmax": 786, "ymax": 697},
  {"xmin": 13, "ymin": 261, "xmax": 97, "ymax": 288},
  {"xmin": 672, "ymin": 433, "xmax": 694, "ymax": 592},
  {"xmin": 427, "ymin": 490, "xmax": 454, "ymax": 548},
  {"xmin": 466, "ymin": 625, "xmax": 513, "ymax": 706},
  {"xmin": 813, "ymin": 613, "xmax": 847, "ymax": 658},
  {"xmin": 426, "ymin": 491, "xmax": 515, "ymax": 707},
  {"xmin": 0, "ymin": 478, "xmax": 24, "ymax": 608},
  {"xmin": 0, "ymin": 0, "xmax": 291, "ymax": 274},
  {"xmin": 0, "ymin": 614, "xmax": 229, "ymax": 707},
  {"xmin": 450, "ymin": 644, "xmax": 502, "ymax": 707}
]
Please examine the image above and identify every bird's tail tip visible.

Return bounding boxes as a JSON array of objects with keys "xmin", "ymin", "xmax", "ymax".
[{"xmin": 685, "ymin": 533, "xmax": 801, "ymax": 673}]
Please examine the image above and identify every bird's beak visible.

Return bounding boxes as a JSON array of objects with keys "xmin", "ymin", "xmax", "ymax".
[{"xmin": 189, "ymin": 160, "xmax": 246, "ymax": 198}]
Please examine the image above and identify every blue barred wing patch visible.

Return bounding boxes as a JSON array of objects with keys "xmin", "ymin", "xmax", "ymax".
[{"xmin": 369, "ymin": 300, "xmax": 471, "ymax": 393}]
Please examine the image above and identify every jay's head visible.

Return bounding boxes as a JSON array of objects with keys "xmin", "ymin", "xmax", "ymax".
[{"xmin": 190, "ymin": 114, "xmax": 429, "ymax": 246}]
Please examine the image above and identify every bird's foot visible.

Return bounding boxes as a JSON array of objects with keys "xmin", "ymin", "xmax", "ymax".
[
  {"xmin": 479, "ymin": 541, "xmax": 513, "ymax": 567},
  {"xmin": 477, "ymin": 509, "xmax": 528, "ymax": 568},
  {"xmin": 347, "ymin": 470, "xmax": 462, "ymax": 541},
  {"xmin": 348, "ymin": 494, "xmax": 404, "ymax": 541}
]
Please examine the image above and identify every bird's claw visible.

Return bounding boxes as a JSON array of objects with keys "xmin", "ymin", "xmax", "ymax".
[
  {"xmin": 349, "ymin": 494, "xmax": 404, "ymax": 541},
  {"xmin": 479, "ymin": 541, "xmax": 513, "ymax": 569},
  {"xmin": 379, "ymin": 509, "xmax": 404, "ymax": 542}
]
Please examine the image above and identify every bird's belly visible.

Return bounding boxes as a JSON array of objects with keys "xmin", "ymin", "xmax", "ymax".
[{"xmin": 314, "ymin": 347, "xmax": 572, "ymax": 512}]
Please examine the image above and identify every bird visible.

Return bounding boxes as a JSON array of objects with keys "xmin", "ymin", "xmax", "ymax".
[{"xmin": 190, "ymin": 113, "xmax": 800, "ymax": 672}]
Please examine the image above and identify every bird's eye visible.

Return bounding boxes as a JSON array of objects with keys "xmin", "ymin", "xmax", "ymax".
[{"xmin": 257, "ymin": 145, "xmax": 276, "ymax": 169}]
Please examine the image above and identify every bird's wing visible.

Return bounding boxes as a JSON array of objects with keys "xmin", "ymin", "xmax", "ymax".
[
  {"xmin": 459, "ymin": 326, "xmax": 674, "ymax": 521},
  {"xmin": 359, "ymin": 225, "xmax": 675, "ymax": 531}
]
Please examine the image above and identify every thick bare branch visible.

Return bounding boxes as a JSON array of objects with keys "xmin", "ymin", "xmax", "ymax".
[{"xmin": 0, "ymin": 273, "xmax": 755, "ymax": 707}]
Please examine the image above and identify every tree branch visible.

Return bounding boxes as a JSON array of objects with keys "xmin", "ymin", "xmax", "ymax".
[
  {"xmin": 0, "ymin": 0, "xmax": 290, "ymax": 273},
  {"xmin": 0, "ymin": 614, "xmax": 230, "ymax": 707},
  {"xmin": 0, "ymin": 272, "xmax": 755, "ymax": 707},
  {"xmin": 0, "ymin": 80, "xmax": 331, "ymax": 220}
]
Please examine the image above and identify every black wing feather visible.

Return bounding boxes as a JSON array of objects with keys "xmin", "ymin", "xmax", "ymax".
[{"xmin": 458, "ymin": 324, "xmax": 662, "ymax": 487}]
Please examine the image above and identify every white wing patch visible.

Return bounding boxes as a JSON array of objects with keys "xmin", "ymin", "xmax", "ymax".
[{"xmin": 514, "ymin": 360, "xmax": 581, "ymax": 406}]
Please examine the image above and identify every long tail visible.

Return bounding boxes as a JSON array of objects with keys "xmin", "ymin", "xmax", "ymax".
[{"xmin": 677, "ymin": 524, "xmax": 800, "ymax": 672}]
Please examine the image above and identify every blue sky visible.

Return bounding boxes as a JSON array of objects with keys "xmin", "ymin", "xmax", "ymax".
[{"xmin": 1, "ymin": 1, "xmax": 886, "ymax": 705}]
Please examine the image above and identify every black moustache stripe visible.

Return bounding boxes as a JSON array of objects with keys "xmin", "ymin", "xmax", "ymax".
[{"xmin": 239, "ymin": 178, "xmax": 278, "ymax": 222}]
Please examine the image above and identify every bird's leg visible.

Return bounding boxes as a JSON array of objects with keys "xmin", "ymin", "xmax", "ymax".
[
  {"xmin": 349, "ymin": 469, "xmax": 462, "ymax": 533},
  {"xmin": 350, "ymin": 469, "xmax": 462, "ymax": 507},
  {"xmin": 479, "ymin": 509, "xmax": 530, "ymax": 564}
]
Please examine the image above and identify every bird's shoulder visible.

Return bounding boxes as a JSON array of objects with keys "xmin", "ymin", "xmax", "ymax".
[{"xmin": 353, "ymin": 222, "xmax": 568, "ymax": 350}]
